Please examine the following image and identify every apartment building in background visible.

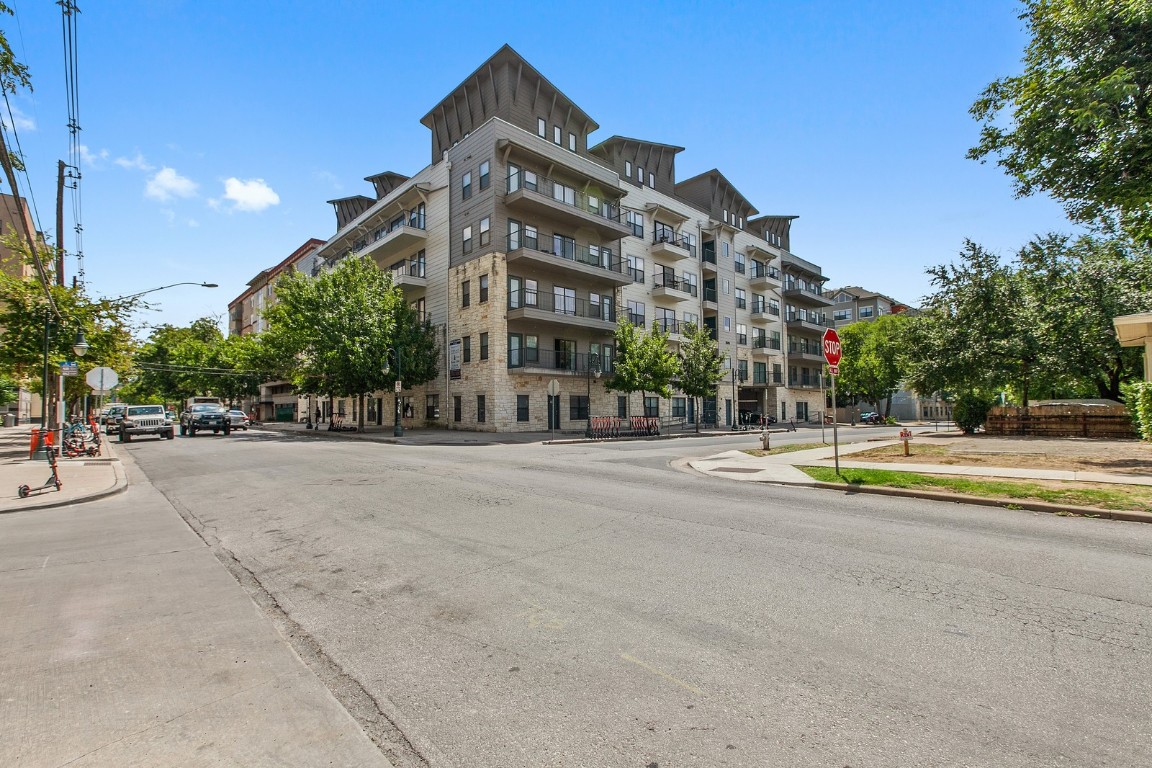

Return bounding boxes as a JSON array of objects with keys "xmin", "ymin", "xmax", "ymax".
[
  {"xmin": 1, "ymin": 193, "xmax": 45, "ymax": 424},
  {"xmin": 227, "ymin": 237, "xmax": 324, "ymax": 421},
  {"xmin": 830, "ymin": 286, "xmax": 911, "ymax": 327},
  {"xmin": 299, "ymin": 45, "xmax": 831, "ymax": 431}
]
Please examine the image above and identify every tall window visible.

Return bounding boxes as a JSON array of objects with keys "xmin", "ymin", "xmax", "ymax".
[
  {"xmin": 568, "ymin": 132, "xmax": 577, "ymax": 152},
  {"xmin": 553, "ymin": 125, "xmax": 561, "ymax": 144},
  {"xmin": 735, "ymin": 288, "xmax": 747, "ymax": 309},
  {"xmin": 552, "ymin": 234, "xmax": 576, "ymax": 259},
  {"xmin": 479, "ymin": 217, "xmax": 490, "ymax": 246},
  {"xmin": 637, "ymin": 166, "xmax": 644, "ymax": 183},
  {"xmin": 462, "ymin": 171, "xmax": 472, "ymax": 200},
  {"xmin": 554, "ymin": 286, "xmax": 576, "ymax": 315},
  {"xmin": 537, "ymin": 118, "xmax": 546, "ymax": 137},
  {"xmin": 516, "ymin": 394, "xmax": 530, "ymax": 422},
  {"xmin": 736, "ymin": 323, "xmax": 748, "ymax": 345},
  {"xmin": 627, "ymin": 210, "xmax": 644, "ymax": 239},
  {"xmin": 618, "ymin": 396, "xmax": 628, "ymax": 418},
  {"xmin": 461, "ymin": 280, "xmax": 470, "ymax": 308},
  {"xmin": 477, "ymin": 395, "xmax": 486, "ymax": 423},
  {"xmin": 644, "ymin": 397, "xmax": 659, "ymax": 417},
  {"xmin": 627, "ymin": 255, "xmax": 645, "ymax": 284},
  {"xmin": 648, "ymin": 172, "xmax": 655, "ymax": 188},
  {"xmin": 462, "ymin": 226, "xmax": 473, "ymax": 254},
  {"xmin": 462, "ymin": 336, "xmax": 471, "ymax": 363},
  {"xmin": 627, "ymin": 300, "xmax": 645, "ymax": 327},
  {"xmin": 479, "ymin": 274, "xmax": 489, "ymax": 303},
  {"xmin": 425, "ymin": 394, "xmax": 439, "ymax": 420},
  {"xmin": 453, "ymin": 395, "xmax": 462, "ymax": 423},
  {"xmin": 570, "ymin": 395, "xmax": 589, "ymax": 420},
  {"xmin": 479, "ymin": 160, "xmax": 490, "ymax": 190},
  {"xmin": 734, "ymin": 251, "xmax": 745, "ymax": 274},
  {"xmin": 625, "ymin": 160, "xmax": 632, "ymax": 178},
  {"xmin": 480, "ymin": 332, "xmax": 489, "ymax": 360},
  {"xmin": 722, "ymin": 241, "xmax": 730, "ymax": 259}
]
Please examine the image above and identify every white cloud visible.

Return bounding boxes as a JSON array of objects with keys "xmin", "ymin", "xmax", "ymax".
[
  {"xmin": 315, "ymin": 170, "xmax": 342, "ymax": 191},
  {"xmin": 79, "ymin": 145, "xmax": 109, "ymax": 169},
  {"xmin": 115, "ymin": 152, "xmax": 154, "ymax": 171},
  {"xmin": 145, "ymin": 167, "xmax": 198, "ymax": 202},
  {"xmin": 2, "ymin": 103, "xmax": 35, "ymax": 132},
  {"xmin": 217, "ymin": 177, "xmax": 280, "ymax": 212}
]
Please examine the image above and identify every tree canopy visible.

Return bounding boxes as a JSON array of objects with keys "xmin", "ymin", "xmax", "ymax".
[
  {"xmin": 605, "ymin": 319, "xmax": 679, "ymax": 411},
  {"xmin": 676, "ymin": 322, "xmax": 724, "ymax": 431},
  {"xmin": 836, "ymin": 313, "xmax": 909, "ymax": 417},
  {"xmin": 969, "ymin": 0, "xmax": 1152, "ymax": 240}
]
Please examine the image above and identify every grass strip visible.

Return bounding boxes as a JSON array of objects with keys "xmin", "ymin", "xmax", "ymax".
[
  {"xmin": 743, "ymin": 442, "xmax": 830, "ymax": 457},
  {"xmin": 799, "ymin": 466, "xmax": 1152, "ymax": 512}
]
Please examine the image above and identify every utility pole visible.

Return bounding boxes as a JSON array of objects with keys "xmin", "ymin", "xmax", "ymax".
[{"xmin": 56, "ymin": 160, "xmax": 65, "ymax": 285}]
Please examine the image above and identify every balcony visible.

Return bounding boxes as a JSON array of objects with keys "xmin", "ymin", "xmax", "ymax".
[
  {"xmin": 507, "ymin": 289, "xmax": 618, "ymax": 332},
  {"xmin": 701, "ymin": 248, "xmax": 717, "ymax": 273},
  {"xmin": 627, "ymin": 311, "xmax": 646, "ymax": 327},
  {"xmin": 788, "ymin": 376, "xmax": 827, "ymax": 390},
  {"xmin": 506, "ymin": 237, "xmax": 632, "ymax": 287},
  {"xmin": 751, "ymin": 337, "xmax": 782, "ymax": 356},
  {"xmin": 390, "ymin": 258, "xmax": 427, "ymax": 290},
  {"xmin": 783, "ymin": 280, "xmax": 834, "ymax": 306},
  {"xmin": 508, "ymin": 349, "xmax": 616, "ymax": 376},
  {"xmin": 651, "ymin": 230, "xmax": 693, "ymax": 261},
  {"xmin": 748, "ymin": 262, "xmax": 781, "ymax": 289},
  {"xmin": 749, "ymin": 301, "xmax": 781, "ymax": 322},
  {"xmin": 702, "ymin": 286, "xmax": 718, "ymax": 312},
  {"xmin": 506, "ymin": 170, "xmax": 631, "ymax": 240},
  {"xmin": 788, "ymin": 344, "xmax": 826, "ymax": 363},
  {"xmin": 786, "ymin": 311, "xmax": 831, "ymax": 334},
  {"xmin": 357, "ymin": 211, "xmax": 428, "ymax": 263},
  {"xmin": 751, "ymin": 371, "xmax": 784, "ymax": 386},
  {"xmin": 653, "ymin": 318, "xmax": 684, "ymax": 341},
  {"xmin": 652, "ymin": 273, "xmax": 697, "ymax": 302}
]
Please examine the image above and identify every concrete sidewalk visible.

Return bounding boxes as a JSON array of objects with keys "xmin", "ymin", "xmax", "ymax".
[
  {"xmin": 0, "ymin": 434, "xmax": 393, "ymax": 767},
  {"xmin": 687, "ymin": 434, "xmax": 1152, "ymax": 523},
  {"xmin": 0, "ymin": 425, "xmax": 126, "ymax": 513}
]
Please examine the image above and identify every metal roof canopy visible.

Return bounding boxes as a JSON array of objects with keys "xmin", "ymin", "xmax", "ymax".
[{"xmin": 1114, "ymin": 312, "xmax": 1152, "ymax": 347}]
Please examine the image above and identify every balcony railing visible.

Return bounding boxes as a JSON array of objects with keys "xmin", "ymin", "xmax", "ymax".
[
  {"xmin": 752, "ymin": 337, "xmax": 782, "ymax": 351},
  {"xmin": 391, "ymin": 258, "xmax": 426, "ymax": 279},
  {"xmin": 508, "ymin": 289, "xmax": 617, "ymax": 323},
  {"xmin": 654, "ymin": 318, "xmax": 681, "ymax": 335},
  {"xmin": 652, "ymin": 229, "xmax": 696, "ymax": 257},
  {"xmin": 703, "ymin": 287, "xmax": 718, "ymax": 303},
  {"xmin": 508, "ymin": 348, "xmax": 616, "ymax": 374},
  {"xmin": 787, "ymin": 310, "xmax": 830, "ymax": 327},
  {"xmin": 784, "ymin": 280, "xmax": 826, "ymax": 298},
  {"xmin": 735, "ymin": 260, "xmax": 746, "ymax": 275},
  {"xmin": 789, "ymin": 342, "xmax": 822, "ymax": 355},
  {"xmin": 507, "ymin": 168, "xmax": 625, "ymax": 228},
  {"xmin": 752, "ymin": 371, "xmax": 783, "ymax": 385},
  {"xmin": 627, "ymin": 311, "xmax": 646, "ymax": 327},
  {"xmin": 750, "ymin": 300, "xmax": 780, "ymax": 315},
  {"xmin": 750, "ymin": 263, "xmax": 780, "ymax": 280},
  {"xmin": 653, "ymin": 273, "xmax": 698, "ymax": 296},
  {"xmin": 735, "ymin": 297, "xmax": 747, "ymax": 309},
  {"xmin": 507, "ymin": 236, "xmax": 627, "ymax": 279}
]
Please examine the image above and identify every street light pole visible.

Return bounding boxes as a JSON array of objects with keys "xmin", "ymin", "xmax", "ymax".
[
  {"xmin": 585, "ymin": 352, "xmax": 601, "ymax": 438},
  {"xmin": 385, "ymin": 347, "xmax": 403, "ymax": 437},
  {"xmin": 105, "ymin": 281, "xmax": 218, "ymax": 303}
]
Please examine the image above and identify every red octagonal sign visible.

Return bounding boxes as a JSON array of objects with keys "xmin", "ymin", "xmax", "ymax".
[{"xmin": 822, "ymin": 328, "xmax": 842, "ymax": 367}]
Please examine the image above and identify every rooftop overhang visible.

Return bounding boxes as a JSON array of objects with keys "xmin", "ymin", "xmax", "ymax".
[
  {"xmin": 644, "ymin": 202, "xmax": 690, "ymax": 224},
  {"xmin": 1114, "ymin": 312, "xmax": 1152, "ymax": 347}
]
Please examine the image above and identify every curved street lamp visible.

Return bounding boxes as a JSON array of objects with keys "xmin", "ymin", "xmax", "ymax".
[{"xmin": 105, "ymin": 281, "xmax": 218, "ymax": 303}]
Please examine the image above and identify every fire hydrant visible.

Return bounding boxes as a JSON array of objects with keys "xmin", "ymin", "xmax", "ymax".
[{"xmin": 761, "ymin": 429, "xmax": 770, "ymax": 451}]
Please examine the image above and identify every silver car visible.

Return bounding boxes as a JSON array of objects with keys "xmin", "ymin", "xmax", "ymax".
[{"xmin": 227, "ymin": 409, "xmax": 251, "ymax": 430}]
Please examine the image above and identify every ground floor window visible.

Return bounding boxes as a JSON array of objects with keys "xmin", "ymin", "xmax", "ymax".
[
  {"xmin": 671, "ymin": 397, "xmax": 686, "ymax": 418},
  {"xmin": 796, "ymin": 401, "xmax": 808, "ymax": 421},
  {"xmin": 516, "ymin": 395, "xmax": 530, "ymax": 422},
  {"xmin": 425, "ymin": 394, "xmax": 439, "ymax": 420},
  {"xmin": 477, "ymin": 395, "xmax": 486, "ymax": 423},
  {"xmin": 453, "ymin": 395, "xmax": 462, "ymax": 422},
  {"xmin": 570, "ymin": 395, "xmax": 589, "ymax": 420},
  {"xmin": 644, "ymin": 397, "xmax": 659, "ymax": 418},
  {"xmin": 618, "ymin": 396, "xmax": 627, "ymax": 417}
]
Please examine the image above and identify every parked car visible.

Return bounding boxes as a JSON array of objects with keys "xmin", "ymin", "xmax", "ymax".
[
  {"xmin": 119, "ymin": 404, "xmax": 174, "ymax": 442},
  {"xmin": 859, "ymin": 412, "xmax": 882, "ymax": 424},
  {"xmin": 227, "ymin": 409, "xmax": 250, "ymax": 430},
  {"xmin": 179, "ymin": 403, "xmax": 232, "ymax": 437},
  {"xmin": 102, "ymin": 403, "xmax": 129, "ymax": 433}
]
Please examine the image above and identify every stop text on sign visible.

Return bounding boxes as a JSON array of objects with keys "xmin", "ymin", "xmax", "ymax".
[{"xmin": 822, "ymin": 328, "xmax": 842, "ymax": 366}]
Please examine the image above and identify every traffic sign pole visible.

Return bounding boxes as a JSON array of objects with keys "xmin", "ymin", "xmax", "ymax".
[
  {"xmin": 831, "ymin": 368, "xmax": 839, "ymax": 475},
  {"xmin": 822, "ymin": 329, "xmax": 843, "ymax": 476}
]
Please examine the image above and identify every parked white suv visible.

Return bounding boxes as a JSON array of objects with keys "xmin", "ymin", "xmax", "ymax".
[{"xmin": 119, "ymin": 405, "xmax": 175, "ymax": 442}]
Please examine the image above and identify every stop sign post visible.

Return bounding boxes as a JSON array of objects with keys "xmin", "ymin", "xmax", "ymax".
[{"xmin": 822, "ymin": 329, "xmax": 842, "ymax": 474}]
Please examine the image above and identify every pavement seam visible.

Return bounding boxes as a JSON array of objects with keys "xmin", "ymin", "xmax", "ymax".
[{"xmin": 153, "ymin": 482, "xmax": 430, "ymax": 768}]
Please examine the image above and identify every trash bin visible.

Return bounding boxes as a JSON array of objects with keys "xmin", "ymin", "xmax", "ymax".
[{"xmin": 2, "ymin": 413, "xmax": 14, "ymax": 427}]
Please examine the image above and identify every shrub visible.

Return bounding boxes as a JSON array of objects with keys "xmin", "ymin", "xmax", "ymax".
[
  {"xmin": 953, "ymin": 390, "xmax": 994, "ymax": 434},
  {"xmin": 1121, "ymin": 381, "xmax": 1152, "ymax": 441}
]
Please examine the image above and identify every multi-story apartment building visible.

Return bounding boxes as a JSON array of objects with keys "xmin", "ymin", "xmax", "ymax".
[
  {"xmin": 830, "ymin": 286, "xmax": 910, "ymax": 327},
  {"xmin": 307, "ymin": 45, "xmax": 831, "ymax": 431},
  {"xmin": 1, "ymin": 193, "xmax": 44, "ymax": 424},
  {"xmin": 227, "ymin": 237, "xmax": 324, "ymax": 421}
]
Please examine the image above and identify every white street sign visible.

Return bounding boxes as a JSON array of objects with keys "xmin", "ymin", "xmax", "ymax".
[
  {"xmin": 85, "ymin": 366, "xmax": 119, "ymax": 392},
  {"xmin": 394, "ymin": 380, "xmax": 402, "ymax": 393},
  {"xmin": 547, "ymin": 379, "xmax": 560, "ymax": 397}
]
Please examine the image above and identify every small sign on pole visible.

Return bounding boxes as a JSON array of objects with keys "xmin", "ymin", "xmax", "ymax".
[
  {"xmin": 60, "ymin": 361, "xmax": 78, "ymax": 376},
  {"xmin": 394, "ymin": 380, "xmax": 402, "ymax": 393},
  {"xmin": 827, "ymin": 364, "xmax": 839, "ymax": 376}
]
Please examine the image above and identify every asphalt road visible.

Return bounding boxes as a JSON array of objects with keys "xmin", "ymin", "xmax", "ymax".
[{"xmin": 124, "ymin": 427, "xmax": 1152, "ymax": 767}]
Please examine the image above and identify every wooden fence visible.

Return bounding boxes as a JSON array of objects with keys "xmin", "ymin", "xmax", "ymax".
[{"xmin": 984, "ymin": 405, "xmax": 1136, "ymax": 439}]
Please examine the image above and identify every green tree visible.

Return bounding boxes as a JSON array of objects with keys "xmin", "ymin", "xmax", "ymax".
[
  {"xmin": 677, "ymin": 322, "xmax": 724, "ymax": 432},
  {"xmin": 123, "ymin": 318, "xmax": 226, "ymax": 405},
  {"xmin": 969, "ymin": 0, "xmax": 1152, "ymax": 240},
  {"xmin": 0, "ymin": 374, "xmax": 17, "ymax": 407},
  {"xmin": 836, "ymin": 314, "xmax": 909, "ymax": 418},
  {"xmin": 264, "ymin": 255, "xmax": 436, "ymax": 430},
  {"xmin": 605, "ymin": 319, "xmax": 679, "ymax": 417}
]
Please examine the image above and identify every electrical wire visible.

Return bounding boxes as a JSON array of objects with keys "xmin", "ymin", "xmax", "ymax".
[{"xmin": 59, "ymin": 0, "xmax": 84, "ymax": 285}]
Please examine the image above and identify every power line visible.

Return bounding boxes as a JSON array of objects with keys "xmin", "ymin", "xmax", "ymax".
[{"xmin": 59, "ymin": 0, "xmax": 83, "ymax": 285}]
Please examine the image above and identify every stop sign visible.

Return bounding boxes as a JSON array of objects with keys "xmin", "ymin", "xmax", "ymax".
[{"xmin": 822, "ymin": 328, "xmax": 842, "ymax": 367}]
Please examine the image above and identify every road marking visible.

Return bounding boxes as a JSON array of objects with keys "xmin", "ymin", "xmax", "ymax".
[
  {"xmin": 41, "ymin": 556, "xmax": 49, "ymax": 569},
  {"xmin": 620, "ymin": 653, "xmax": 703, "ymax": 695}
]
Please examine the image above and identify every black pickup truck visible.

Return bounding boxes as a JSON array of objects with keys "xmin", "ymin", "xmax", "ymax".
[{"xmin": 179, "ymin": 403, "xmax": 232, "ymax": 437}]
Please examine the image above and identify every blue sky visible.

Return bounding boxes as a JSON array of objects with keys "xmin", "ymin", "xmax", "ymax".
[{"xmin": 5, "ymin": 0, "xmax": 1073, "ymax": 330}]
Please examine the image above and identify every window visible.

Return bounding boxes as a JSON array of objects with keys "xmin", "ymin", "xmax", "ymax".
[
  {"xmin": 722, "ymin": 241, "xmax": 730, "ymax": 259},
  {"xmin": 415, "ymin": 297, "xmax": 426, "ymax": 323},
  {"xmin": 723, "ymin": 316, "xmax": 732, "ymax": 332},
  {"xmin": 517, "ymin": 394, "xmax": 530, "ymax": 422},
  {"xmin": 568, "ymin": 132, "xmax": 577, "ymax": 152},
  {"xmin": 537, "ymin": 118, "xmax": 546, "ymax": 137},
  {"xmin": 617, "ymin": 396, "xmax": 627, "ymax": 418},
  {"xmin": 425, "ymin": 394, "xmax": 439, "ymax": 420},
  {"xmin": 627, "ymin": 255, "xmax": 645, "ymax": 284},
  {"xmin": 462, "ymin": 280, "xmax": 470, "ymax": 308},
  {"xmin": 553, "ymin": 125, "xmax": 561, "ymax": 144},
  {"xmin": 453, "ymin": 396, "xmax": 462, "ymax": 423},
  {"xmin": 479, "ymin": 161, "xmax": 490, "ymax": 190},
  {"xmin": 627, "ymin": 210, "xmax": 644, "ymax": 239},
  {"xmin": 723, "ymin": 279, "xmax": 731, "ymax": 295},
  {"xmin": 734, "ymin": 251, "xmax": 746, "ymax": 274},
  {"xmin": 462, "ymin": 171, "xmax": 472, "ymax": 200},
  {"xmin": 834, "ymin": 309, "xmax": 852, "ymax": 322},
  {"xmin": 737, "ymin": 323, "xmax": 748, "ymax": 345},
  {"xmin": 860, "ymin": 306, "xmax": 875, "ymax": 318},
  {"xmin": 570, "ymin": 395, "xmax": 589, "ymax": 420},
  {"xmin": 462, "ymin": 226, "xmax": 473, "ymax": 255},
  {"xmin": 508, "ymin": 334, "xmax": 523, "ymax": 367},
  {"xmin": 672, "ymin": 398, "xmax": 686, "ymax": 418},
  {"xmin": 479, "ymin": 274, "xmax": 489, "ymax": 303},
  {"xmin": 723, "ymin": 209, "xmax": 729, "ymax": 223},
  {"xmin": 526, "ymin": 334, "xmax": 538, "ymax": 362},
  {"xmin": 554, "ymin": 286, "xmax": 576, "ymax": 315},
  {"xmin": 462, "ymin": 336, "xmax": 471, "ymax": 363},
  {"xmin": 480, "ymin": 332, "xmax": 489, "ymax": 360},
  {"xmin": 648, "ymin": 172, "xmax": 655, "ymax": 188},
  {"xmin": 735, "ymin": 288, "xmax": 747, "ymax": 309},
  {"xmin": 644, "ymin": 397, "xmax": 659, "ymax": 417},
  {"xmin": 477, "ymin": 395, "xmax": 486, "ymax": 423},
  {"xmin": 552, "ymin": 233, "xmax": 575, "ymax": 259},
  {"xmin": 637, "ymin": 166, "xmax": 644, "ymax": 183},
  {"xmin": 754, "ymin": 361, "xmax": 767, "ymax": 384},
  {"xmin": 684, "ymin": 311, "xmax": 699, "ymax": 327},
  {"xmin": 552, "ymin": 182, "xmax": 576, "ymax": 206},
  {"xmin": 625, "ymin": 160, "xmax": 632, "ymax": 179},
  {"xmin": 627, "ymin": 300, "xmax": 646, "ymax": 327},
  {"xmin": 479, "ymin": 217, "xmax": 490, "ymax": 246}
]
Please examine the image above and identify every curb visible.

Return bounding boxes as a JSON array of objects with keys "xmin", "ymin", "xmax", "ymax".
[
  {"xmin": 808, "ymin": 480, "xmax": 1152, "ymax": 524},
  {"xmin": 0, "ymin": 442, "xmax": 128, "ymax": 514}
]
